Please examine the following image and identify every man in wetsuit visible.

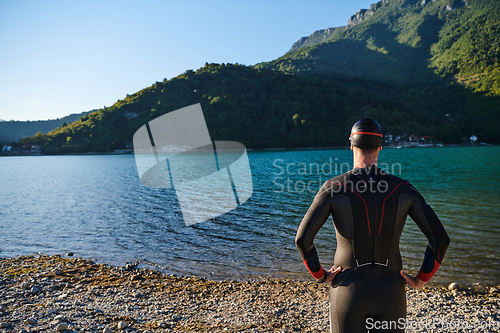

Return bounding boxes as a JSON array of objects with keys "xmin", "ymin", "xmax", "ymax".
[{"xmin": 295, "ymin": 118, "xmax": 450, "ymax": 333}]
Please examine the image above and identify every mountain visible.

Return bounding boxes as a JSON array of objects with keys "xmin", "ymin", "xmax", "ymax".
[
  {"xmin": 257, "ymin": 0, "xmax": 500, "ymax": 96},
  {"xmin": 0, "ymin": 111, "xmax": 94, "ymax": 144},
  {"xmin": 289, "ymin": 27, "xmax": 345, "ymax": 52},
  {"xmin": 17, "ymin": 0, "xmax": 500, "ymax": 153}
]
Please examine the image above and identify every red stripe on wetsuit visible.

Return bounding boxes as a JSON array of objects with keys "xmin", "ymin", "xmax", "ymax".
[
  {"xmin": 417, "ymin": 249, "xmax": 442, "ymax": 282},
  {"xmin": 378, "ymin": 182, "xmax": 409, "ymax": 234},
  {"xmin": 417, "ymin": 260, "xmax": 441, "ymax": 282},
  {"xmin": 303, "ymin": 259, "xmax": 326, "ymax": 280},
  {"xmin": 327, "ymin": 180, "xmax": 371, "ymax": 234}
]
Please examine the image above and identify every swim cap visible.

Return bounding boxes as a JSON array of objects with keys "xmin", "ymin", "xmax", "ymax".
[{"xmin": 349, "ymin": 118, "xmax": 383, "ymax": 149}]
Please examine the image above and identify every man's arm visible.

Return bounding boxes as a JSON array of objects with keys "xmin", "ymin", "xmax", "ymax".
[
  {"xmin": 405, "ymin": 185, "xmax": 450, "ymax": 285},
  {"xmin": 295, "ymin": 183, "xmax": 334, "ymax": 282}
]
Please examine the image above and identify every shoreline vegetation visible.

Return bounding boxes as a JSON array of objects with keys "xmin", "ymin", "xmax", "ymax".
[{"xmin": 1, "ymin": 255, "xmax": 499, "ymax": 333}]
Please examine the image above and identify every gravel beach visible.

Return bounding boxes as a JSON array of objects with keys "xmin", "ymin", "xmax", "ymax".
[{"xmin": 0, "ymin": 255, "xmax": 499, "ymax": 333}]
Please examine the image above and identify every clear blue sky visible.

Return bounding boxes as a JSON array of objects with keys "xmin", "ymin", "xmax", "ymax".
[{"xmin": 0, "ymin": 0, "xmax": 376, "ymax": 121}]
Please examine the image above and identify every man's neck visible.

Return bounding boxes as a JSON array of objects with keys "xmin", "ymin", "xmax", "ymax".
[
  {"xmin": 353, "ymin": 160, "xmax": 378, "ymax": 169},
  {"xmin": 352, "ymin": 148, "xmax": 379, "ymax": 169}
]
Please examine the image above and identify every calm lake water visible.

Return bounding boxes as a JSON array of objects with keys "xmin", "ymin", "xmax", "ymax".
[{"xmin": 0, "ymin": 146, "xmax": 499, "ymax": 286}]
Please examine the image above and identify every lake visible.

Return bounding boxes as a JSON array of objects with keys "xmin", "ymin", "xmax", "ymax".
[{"xmin": 0, "ymin": 146, "xmax": 498, "ymax": 286}]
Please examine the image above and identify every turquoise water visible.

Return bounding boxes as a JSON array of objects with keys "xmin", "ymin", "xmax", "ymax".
[{"xmin": 0, "ymin": 146, "xmax": 498, "ymax": 285}]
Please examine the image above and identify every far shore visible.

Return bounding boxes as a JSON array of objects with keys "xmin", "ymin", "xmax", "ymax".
[{"xmin": 1, "ymin": 142, "xmax": 496, "ymax": 157}]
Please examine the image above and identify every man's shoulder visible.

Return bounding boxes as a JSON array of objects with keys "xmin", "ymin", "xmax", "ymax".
[
  {"xmin": 380, "ymin": 171, "xmax": 410, "ymax": 184},
  {"xmin": 323, "ymin": 171, "xmax": 355, "ymax": 185},
  {"xmin": 380, "ymin": 172, "xmax": 422, "ymax": 194},
  {"xmin": 316, "ymin": 172, "xmax": 351, "ymax": 195}
]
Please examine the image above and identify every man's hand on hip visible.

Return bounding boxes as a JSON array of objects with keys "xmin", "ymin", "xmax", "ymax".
[
  {"xmin": 324, "ymin": 266, "xmax": 342, "ymax": 283},
  {"xmin": 400, "ymin": 269, "xmax": 426, "ymax": 288}
]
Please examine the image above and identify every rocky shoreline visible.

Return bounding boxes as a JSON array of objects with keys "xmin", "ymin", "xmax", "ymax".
[{"xmin": 0, "ymin": 255, "xmax": 499, "ymax": 333}]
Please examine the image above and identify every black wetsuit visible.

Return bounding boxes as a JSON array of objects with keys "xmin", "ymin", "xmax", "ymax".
[{"xmin": 295, "ymin": 166, "xmax": 450, "ymax": 333}]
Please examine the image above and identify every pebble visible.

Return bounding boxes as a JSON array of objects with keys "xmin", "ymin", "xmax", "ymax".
[
  {"xmin": 56, "ymin": 322, "xmax": 68, "ymax": 331},
  {"xmin": 117, "ymin": 321, "xmax": 127, "ymax": 330},
  {"xmin": 158, "ymin": 322, "xmax": 167, "ymax": 328},
  {"xmin": 47, "ymin": 308, "xmax": 58, "ymax": 315},
  {"xmin": 103, "ymin": 326, "xmax": 113, "ymax": 333},
  {"xmin": 490, "ymin": 287, "xmax": 498, "ymax": 294},
  {"xmin": 66, "ymin": 252, "xmax": 74, "ymax": 256},
  {"xmin": 30, "ymin": 286, "xmax": 40, "ymax": 293},
  {"xmin": 448, "ymin": 282, "xmax": 459, "ymax": 290},
  {"xmin": 54, "ymin": 269, "xmax": 63, "ymax": 275},
  {"xmin": 54, "ymin": 315, "xmax": 66, "ymax": 322},
  {"xmin": 25, "ymin": 318, "xmax": 36, "ymax": 325},
  {"xmin": 20, "ymin": 282, "xmax": 30, "ymax": 290}
]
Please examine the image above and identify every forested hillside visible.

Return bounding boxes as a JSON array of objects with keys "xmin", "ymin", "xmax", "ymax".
[
  {"xmin": 0, "ymin": 111, "xmax": 92, "ymax": 144},
  {"xmin": 16, "ymin": 0, "xmax": 500, "ymax": 153},
  {"xmin": 18, "ymin": 64, "xmax": 418, "ymax": 153}
]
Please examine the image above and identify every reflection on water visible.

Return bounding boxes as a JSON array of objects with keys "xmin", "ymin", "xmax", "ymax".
[{"xmin": 0, "ymin": 146, "xmax": 498, "ymax": 286}]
